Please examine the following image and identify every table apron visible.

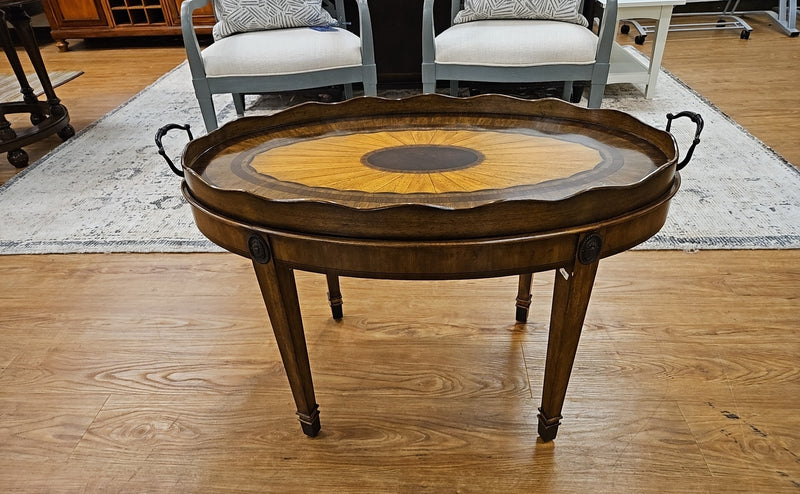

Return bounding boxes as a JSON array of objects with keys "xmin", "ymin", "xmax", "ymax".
[{"xmin": 184, "ymin": 181, "xmax": 676, "ymax": 280}]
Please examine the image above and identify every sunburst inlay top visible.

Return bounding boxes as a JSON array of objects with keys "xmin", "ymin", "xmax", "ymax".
[{"xmin": 247, "ymin": 129, "xmax": 603, "ymax": 194}]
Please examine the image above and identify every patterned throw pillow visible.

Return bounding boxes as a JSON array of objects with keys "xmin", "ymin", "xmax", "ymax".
[
  {"xmin": 453, "ymin": 0, "xmax": 588, "ymax": 28},
  {"xmin": 212, "ymin": 0, "xmax": 337, "ymax": 40}
]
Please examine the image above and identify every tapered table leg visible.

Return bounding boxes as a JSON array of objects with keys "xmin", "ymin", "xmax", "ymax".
[
  {"xmin": 537, "ymin": 233, "xmax": 601, "ymax": 442},
  {"xmin": 250, "ymin": 235, "xmax": 320, "ymax": 437},
  {"xmin": 515, "ymin": 273, "xmax": 533, "ymax": 322}
]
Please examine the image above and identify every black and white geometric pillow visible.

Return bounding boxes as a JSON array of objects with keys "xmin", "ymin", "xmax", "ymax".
[
  {"xmin": 453, "ymin": 0, "xmax": 588, "ymax": 28},
  {"xmin": 213, "ymin": 0, "xmax": 337, "ymax": 40}
]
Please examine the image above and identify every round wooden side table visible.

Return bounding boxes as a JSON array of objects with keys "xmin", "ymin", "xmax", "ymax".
[
  {"xmin": 0, "ymin": 0, "xmax": 74, "ymax": 167},
  {"xmin": 162, "ymin": 94, "xmax": 701, "ymax": 442}
]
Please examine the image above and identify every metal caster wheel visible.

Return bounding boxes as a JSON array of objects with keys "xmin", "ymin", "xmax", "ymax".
[
  {"xmin": 30, "ymin": 113, "xmax": 47, "ymax": 125},
  {"xmin": 7, "ymin": 148, "xmax": 29, "ymax": 168},
  {"xmin": 57, "ymin": 124, "xmax": 75, "ymax": 140}
]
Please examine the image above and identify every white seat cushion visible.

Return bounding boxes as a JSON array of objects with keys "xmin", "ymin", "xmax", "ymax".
[
  {"xmin": 202, "ymin": 27, "xmax": 363, "ymax": 77},
  {"xmin": 435, "ymin": 20, "xmax": 598, "ymax": 67}
]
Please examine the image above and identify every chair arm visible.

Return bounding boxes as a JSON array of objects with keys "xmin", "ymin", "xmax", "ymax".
[
  {"xmin": 594, "ymin": 0, "xmax": 618, "ymax": 66},
  {"xmin": 354, "ymin": 0, "xmax": 376, "ymax": 66},
  {"xmin": 181, "ymin": 0, "xmax": 212, "ymax": 79},
  {"xmin": 422, "ymin": 0, "xmax": 462, "ymax": 64},
  {"xmin": 422, "ymin": 0, "xmax": 436, "ymax": 64}
]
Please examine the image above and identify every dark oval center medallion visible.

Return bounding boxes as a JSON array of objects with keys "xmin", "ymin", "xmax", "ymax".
[{"xmin": 363, "ymin": 145, "xmax": 484, "ymax": 173}]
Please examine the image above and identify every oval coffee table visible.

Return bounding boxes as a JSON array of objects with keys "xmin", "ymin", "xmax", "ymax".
[{"xmin": 175, "ymin": 94, "xmax": 693, "ymax": 442}]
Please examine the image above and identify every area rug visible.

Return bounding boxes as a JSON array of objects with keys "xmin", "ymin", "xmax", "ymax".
[
  {"xmin": 0, "ymin": 53, "xmax": 798, "ymax": 254},
  {"xmin": 0, "ymin": 71, "xmax": 83, "ymax": 103}
]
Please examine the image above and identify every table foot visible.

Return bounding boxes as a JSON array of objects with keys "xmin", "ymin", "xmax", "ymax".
[
  {"xmin": 30, "ymin": 111, "xmax": 46, "ymax": 125},
  {"xmin": 537, "ymin": 407, "xmax": 562, "ymax": 442},
  {"xmin": 7, "ymin": 148, "xmax": 28, "ymax": 168},
  {"xmin": 330, "ymin": 303, "xmax": 343, "ymax": 321},
  {"xmin": 326, "ymin": 273, "xmax": 343, "ymax": 320},
  {"xmin": 515, "ymin": 273, "xmax": 533, "ymax": 323},
  {"xmin": 298, "ymin": 405, "xmax": 321, "ymax": 437},
  {"xmin": 58, "ymin": 124, "xmax": 75, "ymax": 140}
]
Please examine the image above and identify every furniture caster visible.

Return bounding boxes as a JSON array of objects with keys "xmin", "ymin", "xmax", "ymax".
[
  {"xmin": 7, "ymin": 148, "xmax": 28, "ymax": 168},
  {"xmin": 30, "ymin": 112, "xmax": 46, "ymax": 125},
  {"xmin": 58, "ymin": 124, "xmax": 75, "ymax": 140},
  {"xmin": 620, "ymin": 24, "xmax": 630, "ymax": 34},
  {"xmin": 740, "ymin": 29, "xmax": 750, "ymax": 39},
  {"xmin": 634, "ymin": 34, "xmax": 646, "ymax": 45}
]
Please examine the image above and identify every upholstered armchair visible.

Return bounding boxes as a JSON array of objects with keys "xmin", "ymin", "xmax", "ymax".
[
  {"xmin": 421, "ymin": 0, "xmax": 618, "ymax": 107},
  {"xmin": 181, "ymin": 0, "xmax": 378, "ymax": 131}
]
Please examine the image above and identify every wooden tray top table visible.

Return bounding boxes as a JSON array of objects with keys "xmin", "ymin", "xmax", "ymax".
[{"xmin": 169, "ymin": 94, "xmax": 700, "ymax": 442}]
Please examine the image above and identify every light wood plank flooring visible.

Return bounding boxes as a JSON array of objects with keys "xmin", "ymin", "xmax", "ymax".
[{"xmin": 1, "ymin": 13, "xmax": 798, "ymax": 492}]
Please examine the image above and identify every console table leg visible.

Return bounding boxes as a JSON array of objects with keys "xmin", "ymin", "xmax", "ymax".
[
  {"xmin": 326, "ymin": 273, "xmax": 343, "ymax": 320},
  {"xmin": 537, "ymin": 239, "xmax": 600, "ymax": 442},
  {"xmin": 251, "ymin": 253, "xmax": 320, "ymax": 437}
]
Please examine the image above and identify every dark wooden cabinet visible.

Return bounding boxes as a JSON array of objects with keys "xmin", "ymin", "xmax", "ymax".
[
  {"xmin": 345, "ymin": 0, "xmax": 452, "ymax": 86},
  {"xmin": 42, "ymin": 0, "xmax": 213, "ymax": 51}
]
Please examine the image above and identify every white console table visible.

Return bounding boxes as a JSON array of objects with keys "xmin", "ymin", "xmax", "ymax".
[{"xmin": 601, "ymin": 0, "xmax": 686, "ymax": 98}]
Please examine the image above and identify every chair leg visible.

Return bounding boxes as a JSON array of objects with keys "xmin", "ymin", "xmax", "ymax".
[
  {"xmin": 449, "ymin": 80, "xmax": 459, "ymax": 96},
  {"xmin": 421, "ymin": 63, "xmax": 436, "ymax": 94},
  {"xmin": 194, "ymin": 86, "xmax": 218, "ymax": 132},
  {"xmin": 232, "ymin": 93, "xmax": 245, "ymax": 116},
  {"xmin": 562, "ymin": 81, "xmax": 573, "ymax": 102},
  {"xmin": 362, "ymin": 81, "xmax": 377, "ymax": 96},
  {"xmin": 587, "ymin": 83, "xmax": 605, "ymax": 108},
  {"xmin": 362, "ymin": 63, "xmax": 378, "ymax": 96},
  {"xmin": 344, "ymin": 83, "xmax": 354, "ymax": 99}
]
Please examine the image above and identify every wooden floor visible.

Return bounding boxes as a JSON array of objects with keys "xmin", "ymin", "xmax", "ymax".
[{"xmin": 1, "ymin": 14, "xmax": 799, "ymax": 492}]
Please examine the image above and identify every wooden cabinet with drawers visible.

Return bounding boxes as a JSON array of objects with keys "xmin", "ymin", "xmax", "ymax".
[{"xmin": 42, "ymin": 0, "xmax": 214, "ymax": 51}]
